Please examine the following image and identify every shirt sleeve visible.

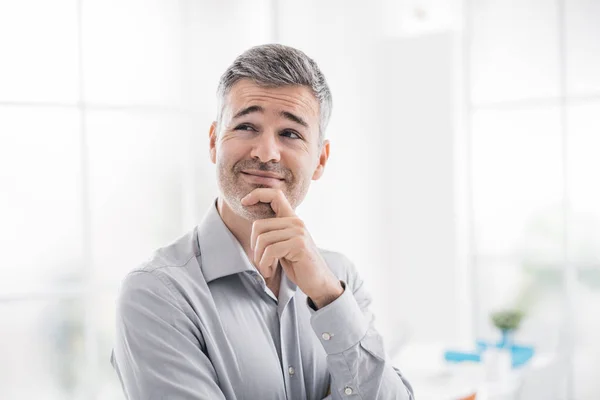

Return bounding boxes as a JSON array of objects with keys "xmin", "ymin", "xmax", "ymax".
[
  {"xmin": 111, "ymin": 270, "xmax": 226, "ymax": 400},
  {"xmin": 308, "ymin": 262, "xmax": 414, "ymax": 400}
]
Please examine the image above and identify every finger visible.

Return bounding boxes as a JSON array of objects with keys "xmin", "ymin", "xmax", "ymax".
[
  {"xmin": 241, "ymin": 188, "xmax": 295, "ymax": 218},
  {"xmin": 256, "ymin": 258, "xmax": 279, "ymax": 279},
  {"xmin": 259, "ymin": 239, "xmax": 297, "ymax": 273},
  {"xmin": 279, "ymin": 258, "xmax": 296, "ymax": 284},
  {"xmin": 253, "ymin": 227, "xmax": 301, "ymax": 265},
  {"xmin": 251, "ymin": 217, "xmax": 303, "ymax": 250}
]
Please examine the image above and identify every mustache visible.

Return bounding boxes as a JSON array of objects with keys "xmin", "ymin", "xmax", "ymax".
[{"xmin": 233, "ymin": 159, "xmax": 292, "ymax": 180}]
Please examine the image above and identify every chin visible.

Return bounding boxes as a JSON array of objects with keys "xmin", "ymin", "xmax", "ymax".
[
  {"xmin": 242, "ymin": 202, "xmax": 276, "ymax": 220},
  {"xmin": 223, "ymin": 194, "xmax": 275, "ymax": 222}
]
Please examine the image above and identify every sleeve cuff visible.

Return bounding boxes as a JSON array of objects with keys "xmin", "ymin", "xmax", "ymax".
[{"xmin": 308, "ymin": 280, "xmax": 369, "ymax": 355}]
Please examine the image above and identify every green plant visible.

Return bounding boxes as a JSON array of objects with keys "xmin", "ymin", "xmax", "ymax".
[{"xmin": 491, "ymin": 309, "xmax": 524, "ymax": 332}]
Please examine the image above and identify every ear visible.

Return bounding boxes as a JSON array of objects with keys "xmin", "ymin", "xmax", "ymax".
[
  {"xmin": 312, "ymin": 140, "xmax": 330, "ymax": 181},
  {"xmin": 209, "ymin": 121, "xmax": 218, "ymax": 164}
]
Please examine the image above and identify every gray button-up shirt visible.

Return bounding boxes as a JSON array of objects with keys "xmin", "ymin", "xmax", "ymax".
[{"xmin": 111, "ymin": 202, "xmax": 414, "ymax": 399}]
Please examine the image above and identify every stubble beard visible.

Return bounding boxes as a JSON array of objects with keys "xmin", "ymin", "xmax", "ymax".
[{"xmin": 217, "ymin": 159, "xmax": 308, "ymax": 222}]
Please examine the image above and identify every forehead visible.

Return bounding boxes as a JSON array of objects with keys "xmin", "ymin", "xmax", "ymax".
[{"xmin": 224, "ymin": 79, "xmax": 319, "ymax": 124}]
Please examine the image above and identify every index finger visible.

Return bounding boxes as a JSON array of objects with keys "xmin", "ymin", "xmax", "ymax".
[{"xmin": 241, "ymin": 188, "xmax": 295, "ymax": 218}]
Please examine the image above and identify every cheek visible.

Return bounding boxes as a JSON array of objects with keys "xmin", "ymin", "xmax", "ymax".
[
  {"xmin": 217, "ymin": 141, "xmax": 246, "ymax": 167},
  {"xmin": 287, "ymin": 155, "xmax": 315, "ymax": 180}
]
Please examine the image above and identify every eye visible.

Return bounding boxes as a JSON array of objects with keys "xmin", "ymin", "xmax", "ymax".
[
  {"xmin": 280, "ymin": 130, "xmax": 302, "ymax": 140},
  {"xmin": 234, "ymin": 124, "xmax": 257, "ymax": 132}
]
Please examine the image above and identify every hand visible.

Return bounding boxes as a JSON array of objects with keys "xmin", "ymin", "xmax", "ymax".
[{"xmin": 241, "ymin": 188, "xmax": 343, "ymax": 308}]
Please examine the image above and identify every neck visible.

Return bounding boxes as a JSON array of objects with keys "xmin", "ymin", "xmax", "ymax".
[
  {"xmin": 216, "ymin": 197, "xmax": 282, "ymax": 297},
  {"xmin": 217, "ymin": 197, "xmax": 253, "ymax": 253}
]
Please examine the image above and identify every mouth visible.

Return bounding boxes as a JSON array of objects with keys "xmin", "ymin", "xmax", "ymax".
[
  {"xmin": 241, "ymin": 170, "xmax": 285, "ymax": 179},
  {"xmin": 240, "ymin": 170, "xmax": 285, "ymax": 186}
]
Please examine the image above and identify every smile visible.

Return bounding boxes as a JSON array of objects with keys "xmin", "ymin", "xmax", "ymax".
[{"xmin": 240, "ymin": 171, "xmax": 285, "ymax": 186}]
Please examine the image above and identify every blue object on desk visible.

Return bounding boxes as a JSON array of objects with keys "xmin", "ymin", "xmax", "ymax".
[{"xmin": 444, "ymin": 340, "xmax": 535, "ymax": 368}]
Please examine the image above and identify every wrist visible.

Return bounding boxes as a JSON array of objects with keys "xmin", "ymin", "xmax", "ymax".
[{"xmin": 311, "ymin": 280, "xmax": 344, "ymax": 309}]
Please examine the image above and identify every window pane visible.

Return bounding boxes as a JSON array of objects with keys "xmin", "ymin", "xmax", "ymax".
[
  {"xmin": 567, "ymin": 104, "xmax": 600, "ymax": 265},
  {"xmin": 566, "ymin": 0, "xmax": 600, "ymax": 96},
  {"xmin": 189, "ymin": 113, "xmax": 219, "ymax": 220},
  {"xmin": 0, "ymin": 107, "xmax": 84, "ymax": 294},
  {"xmin": 568, "ymin": 102, "xmax": 600, "ymax": 399},
  {"xmin": 95, "ymin": 292, "xmax": 125, "ymax": 400},
  {"xmin": 0, "ymin": 0, "xmax": 79, "ymax": 103},
  {"xmin": 82, "ymin": 0, "xmax": 185, "ymax": 106},
  {"xmin": 472, "ymin": 107, "xmax": 563, "ymax": 257},
  {"xmin": 470, "ymin": 0, "xmax": 560, "ymax": 104},
  {"xmin": 185, "ymin": 0, "xmax": 273, "ymax": 111},
  {"xmin": 87, "ymin": 110, "xmax": 191, "ymax": 284},
  {"xmin": 0, "ymin": 298, "xmax": 86, "ymax": 399}
]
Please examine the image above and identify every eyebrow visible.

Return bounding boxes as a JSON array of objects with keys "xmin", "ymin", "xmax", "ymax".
[
  {"xmin": 233, "ymin": 105, "xmax": 264, "ymax": 119},
  {"xmin": 232, "ymin": 105, "xmax": 309, "ymax": 128},
  {"xmin": 280, "ymin": 111, "xmax": 308, "ymax": 128}
]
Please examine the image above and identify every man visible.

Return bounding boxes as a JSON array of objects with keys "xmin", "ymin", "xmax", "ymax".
[{"xmin": 111, "ymin": 44, "xmax": 414, "ymax": 400}]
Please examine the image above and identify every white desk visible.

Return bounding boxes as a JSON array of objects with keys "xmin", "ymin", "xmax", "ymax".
[{"xmin": 392, "ymin": 342, "xmax": 558, "ymax": 400}]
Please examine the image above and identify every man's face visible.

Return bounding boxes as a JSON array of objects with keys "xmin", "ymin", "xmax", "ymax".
[{"xmin": 209, "ymin": 79, "xmax": 330, "ymax": 221}]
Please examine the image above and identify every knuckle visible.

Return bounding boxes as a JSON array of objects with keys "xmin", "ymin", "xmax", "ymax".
[
  {"xmin": 263, "ymin": 243, "xmax": 273, "ymax": 257},
  {"xmin": 255, "ymin": 235, "xmax": 264, "ymax": 249},
  {"xmin": 253, "ymin": 220, "xmax": 264, "ymax": 230}
]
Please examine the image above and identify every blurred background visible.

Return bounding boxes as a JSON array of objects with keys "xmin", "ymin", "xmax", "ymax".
[{"xmin": 0, "ymin": 0, "xmax": 599, "ymax": 399}]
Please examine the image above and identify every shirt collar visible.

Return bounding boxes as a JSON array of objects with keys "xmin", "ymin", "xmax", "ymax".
[{"xmin": 197, "ymin": 199, "xmax": 256, "ymax": 283}]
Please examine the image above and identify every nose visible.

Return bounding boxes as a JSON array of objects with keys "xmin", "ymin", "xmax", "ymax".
[{"xmin": 250, "ymin": 132, "xmax": 281, "ymax": 163}]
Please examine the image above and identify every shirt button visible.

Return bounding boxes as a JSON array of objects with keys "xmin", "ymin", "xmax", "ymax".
[
  {"xmin": 344, "ymin": 386, "xmax": 353, "ymax": 395},
  {"xmin": 321, "ymin": 332, "xmax": 332, "ymax": 341},
  {"xmin": 288, "ymin": 366, "xmax": 295, "ymax": 376}
]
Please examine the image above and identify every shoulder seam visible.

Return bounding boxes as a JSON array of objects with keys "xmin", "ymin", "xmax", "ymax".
[
  {"xmin": 138, "ymin": 252, "xmax": 198, "ymax": 273},
  {"xmin": 129, "ymin": 269, "xmax": 188, "ymax": 316}
]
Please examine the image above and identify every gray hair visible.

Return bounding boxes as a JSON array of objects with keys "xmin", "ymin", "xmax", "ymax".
[{"xmin": 216, "ymin": 44, "xmax": 332, "ymax": 144}]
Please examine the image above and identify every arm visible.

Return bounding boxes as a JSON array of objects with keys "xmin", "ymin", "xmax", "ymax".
[
  {"xmin": 111, "ymin": 271, "xmax": 226, "ymax": 400},
  {"xmin": 240, "ymin": 189, "xmax": 414, "ymax": 399},
  {"xmin": 309, "ymin": 264, "xmax": 414, "ymax": 400}
]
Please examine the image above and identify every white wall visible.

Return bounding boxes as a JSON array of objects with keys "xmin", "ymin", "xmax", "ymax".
[
  {"xmin": 277, "ymin": 0, "xmax": 464, "ymax": 349},
  {"xmin": 375, "ymin": 34, "xmax": 460, "ymax": 344}
]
